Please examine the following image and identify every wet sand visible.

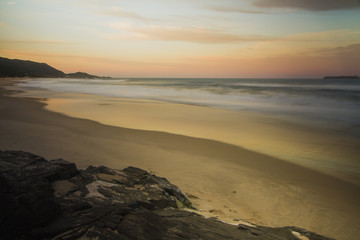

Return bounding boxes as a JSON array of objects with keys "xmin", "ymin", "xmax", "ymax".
[
  {"xmin": 1, "ymin": 79, "xmax": 360, "ymax": 240},
  {"xmin": 8, "ymin": 81, "xmax": 360, "ymax": 185}
]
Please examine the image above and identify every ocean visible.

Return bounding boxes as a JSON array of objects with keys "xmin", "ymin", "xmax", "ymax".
[
  {"xmin": 13, "ymin": 77, "xmax": 360, "ymax": 183},
  {"xmin": 17, "ymin": 77, "xmax": 360, "ymax": 129}
]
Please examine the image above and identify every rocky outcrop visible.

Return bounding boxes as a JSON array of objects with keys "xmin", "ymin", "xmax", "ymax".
[{"xmin": 0, "ymin": 150, "xmax": 334, "ymax": 240}]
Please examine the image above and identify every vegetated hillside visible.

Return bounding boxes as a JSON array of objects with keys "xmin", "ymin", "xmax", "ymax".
[
  {"xmin": 0, "ymin": 57, "xmax": 112, "ymax": 79},
  {"xmin": 0, "ymin": 57, "xmax": 65, "ymax": 78},
  {"xmin": 66, "ymin": 71, "xmax": 112, "ymax": 79}
]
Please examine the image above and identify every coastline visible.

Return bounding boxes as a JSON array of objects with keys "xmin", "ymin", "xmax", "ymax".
[
  {"xmin": 1, "ymin": 78, "xmax": 360, "ymax": 240},
  {"xmin": 7, "ymin": 79, "xmax": 360, "ymax": 184}
]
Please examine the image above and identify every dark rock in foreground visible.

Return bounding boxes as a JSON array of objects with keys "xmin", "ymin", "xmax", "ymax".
[{"xmin": 0, "ymin": 150, "xmax": 334, "ymax": 240}]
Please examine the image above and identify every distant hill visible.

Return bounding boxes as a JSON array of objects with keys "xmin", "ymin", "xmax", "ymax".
[
  {"xmin": 0, "ymin": 57, "xmax": 111, "ymax": 79},
  {"xmin": 0, "ymin": 57, "xmax": 65, "ymax": 78},
  {"xmin": 323, "ymin": 76, "xmax": 359, "ymax": 79},
  {"xmin": 66, "ymin": 72, "xmax": 112, "ymax": 79}
]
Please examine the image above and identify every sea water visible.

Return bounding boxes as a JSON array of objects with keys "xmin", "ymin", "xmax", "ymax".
[
  {"xmin": 17, "ymin": 78, "xmax": 360, "ymax": 130},
  {"xmin": 14, "ymin": 78, "xmax": 360, "ymax": 183}
]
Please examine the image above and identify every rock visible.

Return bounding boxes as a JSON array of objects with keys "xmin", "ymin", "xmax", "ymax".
[
  {"xmin": 50, "ymin": 158, "xmax": 79, "ymax": 180},
  {"xmin": 0, "ymin": 194, "xmax": 18, "ymax": 223},
  {"xmin": 0, "ymin": 150, "xmax": 335, "ymax": 240},
  {"xmin": 123, "ymin": 166, "xmax": 148, "ymax": 176}
]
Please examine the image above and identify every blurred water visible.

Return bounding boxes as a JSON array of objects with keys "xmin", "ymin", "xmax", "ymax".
[
  {"xmin": 17, "ymin": 78, "xmax": 360, "ymax": 130},
  {"xmin": 11, "ymin": 77, "xmax": 360, "ymax": 183}
]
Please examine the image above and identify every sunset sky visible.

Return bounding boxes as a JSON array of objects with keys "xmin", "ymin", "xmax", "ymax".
[{"xmin": 1, "ymin": 0, "xmax": 360, "ymax": 78}]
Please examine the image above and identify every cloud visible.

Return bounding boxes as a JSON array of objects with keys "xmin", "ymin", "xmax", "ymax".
[
  {"xmin": 102, "ymin": 7, "xmax": 152, "ymax": 21},
  {"xmin": 0, "ymin": 49, "xmax": 132, "ymax": 66},
  {"xmin": 254, "ymin": 0, "xmax": 360, "ymax": 11},
  {"xmin": 139, "ymin": 27, "xmax": 274, "ymax": 43},
  {"xmin": 1, "ymin": 49, "xmax": 157, "ymax": 65},
  {"xmin": 208, "ymin": 6, "xmax": 265, "ymax": 14},
  {"xmin": 0, "ymin": 40, "xmax": 73, "ymax": 45},
  {"xmin": 1, "ymin": 49, "xmax": 85, "ymax": 59},
  {"xmin": 110, "ymin": 24, "xmax": 360, "ymax": 45},
  {"xmin": 313, "ymin": 43, "xmax": 360, "ymax": 56},
  {"xmin": 178, "ymin": 42, "xmax": 360, "ymax": 77},
  {"xmin": 109, "ymin": 23, "xmax": 276, "ymax": 44},
  {"xmin": 280, "ymin": 30, "xmax": 360, "ymax": 44}
]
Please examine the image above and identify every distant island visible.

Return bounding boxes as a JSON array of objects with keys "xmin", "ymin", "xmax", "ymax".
[
  {"xmin": 323, "ymin": 76, "xmax": 359, "ymax": 79},
  {"xmin": 0, "ymin": 57, "xmax": 111, "ymax": 79},
  {"xmin": 66, "ymin": 71, "xmax": 112, "ymax": 79}
]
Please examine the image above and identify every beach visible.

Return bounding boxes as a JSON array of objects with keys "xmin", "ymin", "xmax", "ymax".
[{"xmin": 1, "ymin": 78, "xmax": 360, "ymax": 240}]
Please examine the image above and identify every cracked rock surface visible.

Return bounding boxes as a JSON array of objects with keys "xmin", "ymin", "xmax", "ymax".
[{"xmin": 0, "ymin": 150, "xmax": 334, "ymax": 240}]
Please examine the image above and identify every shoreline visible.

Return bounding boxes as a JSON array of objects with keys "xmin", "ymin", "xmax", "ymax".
[
  {"xmin": 7, "ymin": 78, "xmax": 360, "ymax": 185},
  {"xmin": 1, "ymin": 78, "xmax": 360, "ymax": 240}
]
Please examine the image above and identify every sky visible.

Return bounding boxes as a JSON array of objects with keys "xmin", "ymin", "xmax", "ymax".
[{"xmin": 0, "ymin": 0, "xmax": 360, "ymax": 78}]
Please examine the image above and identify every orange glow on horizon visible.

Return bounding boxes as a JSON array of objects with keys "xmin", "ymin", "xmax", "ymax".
[{"xmin": 0, "ymin": 1, "xmax": 359, "ymax": 78}]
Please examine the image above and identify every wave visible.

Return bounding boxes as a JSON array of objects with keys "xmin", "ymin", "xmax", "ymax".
[{"xmin": 16, "ymin": 78, "xmax": 360, "ymax": 127}]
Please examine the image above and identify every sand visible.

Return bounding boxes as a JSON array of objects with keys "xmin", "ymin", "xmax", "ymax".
[
  {"xmin": 1, "ymin": 79, "xmax": 360, "ymax": 240},
  {"xmin": 8, "ymin": 82, "xmax": 360, "ymax": 185}
]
